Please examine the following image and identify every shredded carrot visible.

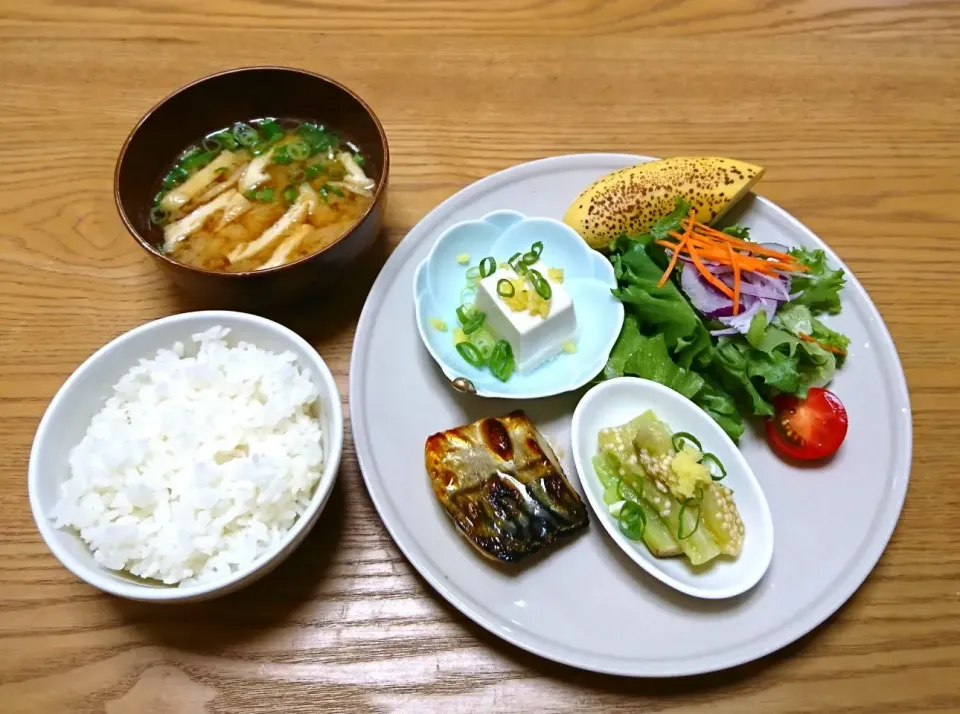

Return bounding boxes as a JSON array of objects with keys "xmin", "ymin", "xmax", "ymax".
[
  {"xmin": 672, "ymin": 228, "xmax": 804, "ymax": 266},
  {"xmin": 687, "ymin": 241, "xmax": 735, "ymax": 298},
  {"xmin": 656, "ymin": 209, "xmax": 696, "ymax": 288},
  {"xmin": 727, "ymin": 243, "xmax": 741, "ymax": 315},
  {"xmin": 685, "ymin": 220, "xmax": 796, "ymax": 259},
  {"xmin": 657, "ymin": 237, "xmax": 786, "ymax": 276},
  {"xmin": 654, "ymin": 214, "xmax": 811, "ymax": 300},
  {"xmin": 797, "ymin": 332, "xmax": 847, "ymax": 356}
]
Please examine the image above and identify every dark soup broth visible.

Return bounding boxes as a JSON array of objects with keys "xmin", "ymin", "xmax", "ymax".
[{"xmin": 149, "ymin": 118, "xmax": 375, "ymax": 272}]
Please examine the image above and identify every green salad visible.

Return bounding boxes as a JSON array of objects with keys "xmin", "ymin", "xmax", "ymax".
[{"xmin": 600, "ymin": 197, "xmax": 850, "ymax": 441}]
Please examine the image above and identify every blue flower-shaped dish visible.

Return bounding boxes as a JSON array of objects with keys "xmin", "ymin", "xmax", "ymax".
[{"xmin": 414, "ymin": 210, "xmax": 624, "ymax": 399}]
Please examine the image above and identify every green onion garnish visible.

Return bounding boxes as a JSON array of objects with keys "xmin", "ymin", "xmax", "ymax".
[
  {"xmin": 246, "ymin": 187, "xmax": 275, "ymax": 203},
  {"xmin": 479, "ymin": 256, "xmax": 496, "ymax": 278},
  {"xmin": 456, "ymin": 305, "xmax": 473, "ymax": 325},
  {"xmin": 273, "ymin": 145, "xmax": 292, "ymax": 165},
  {"xmin": 465, "ymin": 266, "xmax": 481, "ymax": 282},
  {"xmin": 462, "ymin": 313, "xmax": 486, "ymax": 335},
  {"xmin": 618, "ymin": 501, "xmax": 647, "ymax": 541},
  {"xmin": 529, "ymin": 270, "xmax": 552, "ymax": 299},
  {"xmin": 677, "ymin": 494, "xmax": 702, "ymax": 540},
  {"xmin": 180, "ymin": 145, "xmax": 203, "ymax": 162},
  {"xmin": 701, "ymin": 453, "xmax": 727, "ymax": 481},
  {"xmin": 202, "ymin": 136, "xmax": 222, "ymax": 153},
  {"xmin": 470, "ymin": 329, "xmax": 495, "ymax": 358},
  {"xmin": 305, "ymin": 164, "xmax": 324, "ymax": 180},
  {"xmin": 233, "ymin": 123, "xmax": 259, "ymax": 147},
  {"xmin": 324, "ymin": 183, "xmax": 344, "ymax": 197},
  {"xmin": 287, "ymin": 140, "xmax": 311, "ymax": 161},
  {"xmin": 507, "ymin": 252, "xmax": 530, "ymax": 275},
  {"xmin": 255, "ymin": 118, "xmax": 284, "ymax": 142},
  {"xmin": 456, "ymin": 341, "xmax": 485, "ymax": 367},
  {"xmin": 460, "ymin": 286, "xmax": 477, "ymax": 305},
  {"xmin": 214, "ymin": 130, "xmax": 239, "ymax": 150},
  {"xmin": 521, "ymin": 250, "xmax": 538, "ymax": 265},
  {"xmin": 282, "ymin": 185, "xmax": 298, "ymax": 204},
  {"xmin": 181, "ymin": 150, "xmax": 214, "ymax": 173},
  {"xmin": 161, "ymin": 166, "xmax": 188, "ymax": 190},
  {"xmin": 497, "ymin": 279, "xmax": 515, "ymax": 298},
  {"xmin": 489, "ymin": 340, "xmax": 515, "ymax": 382},
  {"xmin": 354, "ymin": 153, "xmax": 366, "ymax": 166},
  {"xmin": 531, "ymin": 240, "xmax": 544, "ymax": 258},
  {"xmin": 299, "ymin": 122, "xmax": 338, "ymax": 155},
  {"xmin": 671, "ymin": 431, "xmax": 702, "ymax": 453},
  {"xmin": 149, "ymin": 206, "xmax": 168, "ymax": 225}
]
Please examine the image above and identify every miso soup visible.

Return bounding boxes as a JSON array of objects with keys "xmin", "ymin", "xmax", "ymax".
[{"xmin": 149, "ymin": 118, "xmax": 375, "ymax": 272}]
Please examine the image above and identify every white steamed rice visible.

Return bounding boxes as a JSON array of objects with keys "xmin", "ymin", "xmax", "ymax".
[{"xmin": 52, "ymin": 325, "xmax": 324, "ymax": 586}]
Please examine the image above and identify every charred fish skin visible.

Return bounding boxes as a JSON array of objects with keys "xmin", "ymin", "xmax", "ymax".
[{"xmin": 425, "ymin": 410, "xmax": 589, "ymax": 563}]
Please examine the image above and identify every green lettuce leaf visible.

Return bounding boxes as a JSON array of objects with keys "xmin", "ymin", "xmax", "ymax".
[
  {"xmin": 745, "ymin": 310, "xmax": 768, "ymax": 349},
  {"xmin": 722, "ymin": 224, "xmax": 751, "ymax": 241},
  {"xmin": 774, "ymin": 301, "xmax": 814, "ymax": 335},
  {"xmin": 603, "ymin": 315, "xmax": 644, "ymax": 379},
  {"xmin": 693, "ymin": 377, "xmax": 745, "ymax": 441},
  {"xmin": 788, "ymin": 247, "xmax": 846, "ymax": 315},
  {"xmin": 623, "ymin": 332, "xmax": 704, "ymax": 399},
  {"xmin": 650, "ymin": 196, "xmax": 692, "ymax": 240},
  {"xmin": 611, "ymin": 243, "xmax": 704, "ymax": 356},
  {"xmin": 755, "ymin": 326, "xmax": 803, "ymax": 356},
  {"xmin": 772, "ymin": 302, "xmax": 844, "ymax": 389},
  {"xmin": 708, "ymin": 339, "xmax": 775, "ymax": 416},
  {"xmin": 811, "ymin": 317, "xmax": 850, "ymax": 363}
]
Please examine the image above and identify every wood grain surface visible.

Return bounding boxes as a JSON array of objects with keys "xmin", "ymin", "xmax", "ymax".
[{"xmin": 2, "ymin": 1, "xmax": 959, "ymax": 712}]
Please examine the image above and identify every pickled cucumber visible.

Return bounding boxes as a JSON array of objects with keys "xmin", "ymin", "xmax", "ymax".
[
  {"xmin": 594, "ymin": 411, "xmax": 744, "ymax": 568},
  {"xmin": 700, "ymin": 482, "xmax": 744, "ymax": 556},
  {"xmin": 617, "ymin": 480, "xmax": 681, "ymax": 558},
  {"xmin": 633, "ymin": 478, "xmax": 721, "ymax": 566},
  {"xmin": 629, "ymin": 411, "xmax": 673, "ymax": 456}
]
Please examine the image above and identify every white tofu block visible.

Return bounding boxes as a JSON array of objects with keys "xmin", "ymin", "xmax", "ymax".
[{"xmin": 474, "ymin": 261, "xmax": 577, "ymax": 373}]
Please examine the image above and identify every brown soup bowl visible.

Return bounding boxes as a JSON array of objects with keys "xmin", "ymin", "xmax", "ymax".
[{"xmin": 115, "ymin": 66, "xmax": 389, "ymax": 306}]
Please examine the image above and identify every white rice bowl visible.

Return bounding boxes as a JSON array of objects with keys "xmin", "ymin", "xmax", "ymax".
[{"xmin": 28, "ymin": 312, "xmax": 343, "ymax": 601}]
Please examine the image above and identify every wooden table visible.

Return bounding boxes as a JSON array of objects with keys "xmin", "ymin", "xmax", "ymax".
[{"xmin": 2, "ymin": 1, "xmax": 959, "ymax": 711}]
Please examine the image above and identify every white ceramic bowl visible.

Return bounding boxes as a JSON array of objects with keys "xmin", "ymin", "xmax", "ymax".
[
  {"xmin": 571, "ymin": 377, "xmax": 774, "ymax": 599},
  {"xmin": 28, "ymin": 310, "xmax": 343, "ymax": 602}
]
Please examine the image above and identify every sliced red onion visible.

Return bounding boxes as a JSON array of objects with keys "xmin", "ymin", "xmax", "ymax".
[
  {"xmin": 719, "ymin": 299, "xmax": 763, "ymax": 333},
  {"xmin": 740, "ymin": 272, "xmax": 791, "ymax": 301},
  {"xmin": 679, "ymin": 263, "xmax": 737, "ymax": 318},
  {"xmin": 758, "ymin": 297, "xmax": 778, "ymax": 323},
  {"xmin": 710, "ymin": 327, "xmax": 740, "ymax": 336}
]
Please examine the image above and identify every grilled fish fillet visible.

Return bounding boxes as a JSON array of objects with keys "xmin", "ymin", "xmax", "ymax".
[{"xmin": 425, "ymin": 410, "xmax": 589, "ymax": 563}]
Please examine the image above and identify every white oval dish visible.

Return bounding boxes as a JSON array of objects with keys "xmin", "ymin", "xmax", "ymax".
[
  {"xmin": 350, "ymin": 153, "xmax": 912, "ymax": 676},
  {"xmin": 28, "ymin": 310, "xmax": 344, "ymax": 602},
  {"xmin": 571, "ymin": 377, "xmax": 774, "ymax": 599}
]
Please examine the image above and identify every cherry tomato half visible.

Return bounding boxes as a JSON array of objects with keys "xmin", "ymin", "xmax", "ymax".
[{"xmin": 765, "ymin": 387, "xmax": 848, "ymax": 461}]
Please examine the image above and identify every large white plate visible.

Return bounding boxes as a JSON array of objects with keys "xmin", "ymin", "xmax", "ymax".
[{"xmin": 349, "ymin": 154, "xmax": 911, "ymax": 676}]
